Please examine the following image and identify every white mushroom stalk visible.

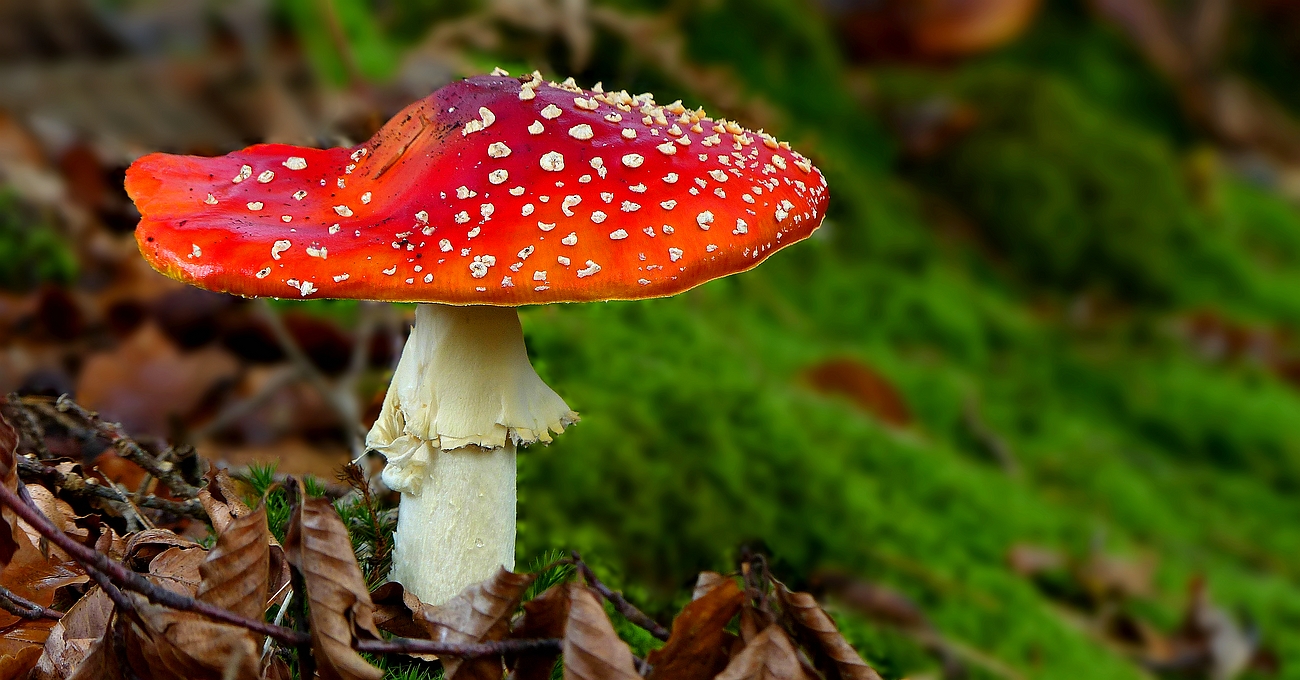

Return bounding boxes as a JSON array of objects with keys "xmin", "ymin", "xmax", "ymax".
[{"xmin": 366, "ymin": 303, "xmax": 576, "ymax": 604}]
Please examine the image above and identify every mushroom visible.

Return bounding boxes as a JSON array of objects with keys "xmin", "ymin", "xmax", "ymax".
[{"xmin": 125, "ymin": 72, "xmax": 829, "ymax": 604}]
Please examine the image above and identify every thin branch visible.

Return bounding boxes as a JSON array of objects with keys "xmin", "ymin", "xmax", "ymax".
[
  {"xmin": 356, "ymin": 637, "xmax": 562, "ymax": 657},
  {"xmin": 16, "ymin": 457, "xmax": 207, "ymax": 521},
  {"xmin": 0, "ymin": 584, "xmax": 63, "ymax": 620},
  {"xmin": 0, "ymin": 479, "xmax": 308, "ymax": 646},
  {"xmin": 573, "ymin": 552, "xmax": 670, "ymax": 641},
  {"xmin": 51, "ymin": 396, "xmax": 200, "ymax": 498},
  {"xmin": 2, "ymin": 396, "xmax": 52, "ymax": 460}
]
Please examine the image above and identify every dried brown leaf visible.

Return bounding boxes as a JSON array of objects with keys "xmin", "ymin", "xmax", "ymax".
[
  {"xmin": 416, "ymin": 566, "xmax": 535, "ymax": 680},
  {"xmin": 32, "ymin": 587, "xmax": 113, "ymax": 680},
  {"xmin": 714, "ymin": 625, "xmax": 813, "ymax": 680},
  {"xmin": 693, "ymin": 572, "xmax": 729, "ymax": 601},
  {"xmin": 198, "ymin": 505, "xmax": 270, "ymax": 623},
  {"xmin": 124, "ymin": 529, "xmax": 199, "ymax": 571},
  {"xmin": 371, "ymin": 581, "xmax": 428, "ymax": 639},
  {"xmin": 199, "ymin": 468, "xmax": 252, "ymax": 534},
  {"xmin": 776, "ymin": 584, "xmax": 881, "ymax": 680},
  {"xmin": 124, "ymin": 594, "xmax": 260, "ymax": 680},
  {"xmin": 562, "ymin": 583, "xmax": 639, "ymax": 680},
  {"xmin": 647, "ymin": 578, "xmax": 744, "ymax": 680},
  {"xmin": 510, "ymin": 584, "xmax": 571, "ymax": 680},
  {"xmin": 0, "ymin": 414, "xmax": 24, "ymax": 567},
  {"xmin": 146, "ymin": 546, "xmax": 205, "ymax": 597},
  {"xmin": 284, "ymin": 496, "xmax": 382, "ymax": 680}
]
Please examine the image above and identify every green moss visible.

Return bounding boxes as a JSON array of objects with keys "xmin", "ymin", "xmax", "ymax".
[{"xmin": 0, "ymin": 192, "xmax": 76, "ymax": 291}]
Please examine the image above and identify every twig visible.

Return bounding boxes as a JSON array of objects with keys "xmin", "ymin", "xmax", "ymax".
[
  {"xmin": 190, "ymin": 365, "xmax": 303, "ymax": 442},
  {"xmin": 0, "ymin": 479, "xmax": 308, "ymax": 646},
  {"xmin": 2, "ymin": 395, "xmax": 52, "ymax": 460},
  {"xmin": 0, "ymin": 584, "xmax": 63, "ymax": 620},
  {"xmin": 573, "ymin": 552, "xmax": 670, "ymax": 641},
  {"xmin": 52, "ymin": 396, "xmax": 200, "ymax": 498},
  {"xmin": 356, "ymin": 637, "xmax": 563, "ymax": 657},
  {"xmin": 16, "ymin": 457, "xmax": 207, "ymax": 521}
]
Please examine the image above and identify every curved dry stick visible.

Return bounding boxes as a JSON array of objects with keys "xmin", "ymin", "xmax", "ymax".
[
  {"xmin": 573, "ymin": 552, "xmax": 670, "ymax": 641},
  {"xmin": 0, "ymin": 584, "xmax": 62, "ymax": 620}
]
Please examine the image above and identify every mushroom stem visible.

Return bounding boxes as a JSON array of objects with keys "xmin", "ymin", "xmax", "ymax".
[{"xmin": 366, "ymin": 303, "xmax": 575, "ymax": 605}]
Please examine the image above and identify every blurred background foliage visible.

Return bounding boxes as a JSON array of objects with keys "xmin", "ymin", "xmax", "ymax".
[{"xmin": 2, "ymin": 0, "xmax": 1300, "ymax": 678}]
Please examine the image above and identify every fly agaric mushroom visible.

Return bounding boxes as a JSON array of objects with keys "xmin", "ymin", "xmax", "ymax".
[{"xmin": 126, "ymin": 72, "xmax": 828, "ymax": 605}]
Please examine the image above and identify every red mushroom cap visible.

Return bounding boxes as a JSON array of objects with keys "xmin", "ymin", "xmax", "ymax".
[{"xmin": 127, "ymin": 74, "xmax": 828, "ymax": 304}]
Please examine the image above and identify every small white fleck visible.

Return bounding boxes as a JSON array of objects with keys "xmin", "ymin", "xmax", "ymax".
[
  {"xmin": 629, "ymin": 183, "xmax": 647, "ymax": 193},
  {"xmin": 468, "ymin": 226, "xmax": 481, "ymax": 238},
  {"xmin": 742, "ymin": 194, "xmax": 755, "ymax": 204},
  {"xmin": 579, "ymin": 174, "xmax": 592, "ymax": 183},
  {"xmin": 361, "ymin": 191, "xmax": 372, "ymax": 204},
  {"xmin": 489, "ymin": 169, "xmax": 509, "ymax": 184},
  {"xmin": 715, "ymin": 188, "xmax": 726, "ymax": 198},
  {"xmin": 282, "ymin": 215, "xmax": 292, "ymax": 223},
  {"xmin": 510, "ymin": 186, "xmax": 526, "ymax": 196},
  {"xmin": 600, "ymin": 192, "xmax": 614, "ymax": 203},
  {"xmin": 522, "ymin": 203, "xmax": 536, "ymax": 216},
  {"xmin": 621, "ymin": 201, "xmax": 641, "ymax": 212},
  {"xmin": 256, "ymin": 267, "xmax": 271, "ymax": 279},
  {"xmin": 541, "ymin": 104, "xmax": 563, "ymax": 119},
  {"xmin": 558, "ymin": 256, "xmax": 571, "ymax": 266},
  {"xmin": 710, "ymin": 170, "xmax": 729, "ymax": 183},
  {"xmin": 283, "ymin": 157, "xmax": 307, "ymax": 171},
  {"xmin": 455, "ymin": 211, "xmax": 470, "ymax": 224},
  {"xmin": 306, "ymin": 244, "xmax": 328, "ymax": 258},
  {"xmin": 591, "ymin": 211, "xmax": 609, "ymax": 224},
  {"xmin": 773, "ymin": 155, "xmax": 787, "ymax": 170},
  {"xmin": 638, "ymin": 278, "xmax": 651, "ymax": 285},
  {"xmin": 562, "ymin": 232, "xmax": 578, "ymax": 246},
  {"xmin": 663, "ymin": 173, "xmax": 679, "ymax": 184},
  {"xmin": 247, "ymin": 201, "xmax": 264, "ymax": 211},
  {"xmin": 697, "ymin": 210, "xmax": 714, "ymax": 229},
  {"xmin": 189, "ymin": 244, "xmax": 201, "ymax": 258},
  {"xmin": 663, "ymin": 224, "xmax": 676, "ymax": 234},
  {"xmin": 541, "ymin": 151, "xmax": 565, "ymax": 172},
  {"xmin": 533, "ymin": 270, "xmax": 548, "ymax": 281},
  {"xmin": 440, "ymin": 239, "xmax": 453, "ymax": 252},
  {"xmin": 518, "ymin": 245, "xmax": 535, "ymax": 260},
  {"xmin": 577, "ymin": 260, "xmax": 601, "ymax": 277},
  {"xmin": 204, "ymin": 194, "xmax": 217, "ymax": 205},
  {"xmin": 233, "ymin": 165, "xmax": 252, "ymax": 183},
  {"xmin": 669, "ymin": 247, "xmax": 683, "ymax": 262},
  {"xmin": 329, "ymin": 224, "xmax": 341, "ymax": 234},
  {"xmin": 609, "ymin": 228, "xmax": 628, "ymax": 239},
  {"xmin": 487, "ymin": 142, "xmax": 512, "ymax": 158},
  {"xmin": 569, "ymin": 124, "xmax": 594, "ymax": 140},
  {"xmin": 621, "ymin": 153, "xmax": 645, "ymax": 168},
  {"xmin": 334, "ymin": 205, "xmax": 353, "ymax": 217},
  {"xmin": 502, "ymin": 276, "xmax": 514, "ymax": 287},
  {"xmin": 416, "ymin": 210, "xmax": 429, "ymax": 223},
  {"xmin": 734, "ymin": 218, "xmax": 748, "ymax": 235},
  {"xmin": 562, "ymin": 194, "xmax": 582, "ymax": 216},
  {"xmin": 529, "ymin": 120, "xmax": 544, "ymax": 135},
  {"xmin": 480, "ymin": 203, "xmax": 495, "ymax": 219},
  {"xmin": 424, "ymin": 273, "xmax": 434, "ymax": 283},
  {"xmin": 706, "ymin": 244, "xmax": 718, "ymax": 252},
  {"xmin": 622, "ymin": 129, "xmax": 637, "ymax": 140},
  {"xmin": 660, "ymin": 200, "xmax": 677, "ymax": 210},
  {"xmin": 257, "ymin": 170, "xmax": 275, "ymax": 183},
  {"xmin": 539, "ymin": 221, "xmax": 556, "ymax": 231},
  {"xmin": 293, "ymin": 190, "xmax": 308, "ymax": 201},
  {"xmin": 656, "ymin": 142, "xmax": 676, "ymax": 156}
]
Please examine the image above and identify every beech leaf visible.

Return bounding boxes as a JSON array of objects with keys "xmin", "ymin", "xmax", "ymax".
[
  {"xmin": 562, "ymin": 583, "xmax": 640, "ymax": 680},
  {"xmin": 775, "ymin": 584, "xmax": 882, "ymax": 680},
  {"xmin": 284, "ymin": 495, "xmax": 383, "ymax": 680},
  {"xmin": 510, "ymin": 584, "xmax": 571, "ymax": 680},
  {"xmin": 371, "ymin": 581, "xmax": 428, "ymax": 639},
  {"xmin": 415, "ymin": 566, "xmax": 535, "ymax": 680},
  {"xmin": 198, "ymin": 505, "xmax": 271, "ymax": 623},
  {"xmin": 198, "ymin": 468, "xmax": 252, "ymax": 534},
  {"xmin": 146, "ymin": 546, "xmax": 206, "ymax": 597},
  {"xmin": 32, "ymin": 587, "xmax": 113, "ymax": 680},
  {"xmin": 714, "ymin": 625, "xmax": 813, "ymax": 680},
  {"xmin": 647, "ymin": 577, "xmax": 744, "ymax": 680},
  {"xmin": 124, "ymin": 593, "xmax": 260, "ymax": 680},
  {"xmin": 0, "ymin": 414, "xmax": 25, "ymax": 568}
]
